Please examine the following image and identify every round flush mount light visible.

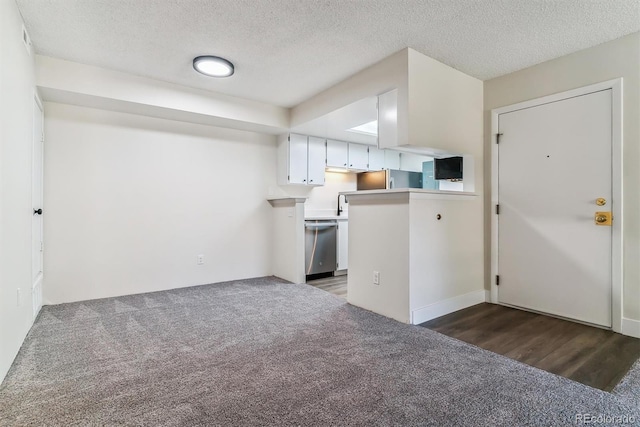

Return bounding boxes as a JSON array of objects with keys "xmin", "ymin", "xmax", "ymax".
[{"xmin": 193, "ymin": 55, "xmax": 234, "ymax": 77}]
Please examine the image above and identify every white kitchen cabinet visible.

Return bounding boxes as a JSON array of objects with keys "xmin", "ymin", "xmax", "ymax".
[
  {"xmin": 307, "ymin": 137, "xmax": 326, "ymax": 185},
  {"xmin": 326, "ymin": 139, "xmax": 348, "ymax": 168},
  {"xmin": 288, "ymin": 134, "xmax": 309, "ymax": 184},
  {"xmin": 337, "ymin": 219, "xmax": 348, "ymax": 270},
  {"xmin": 277, "ymin": 134, "xmax": 325, "ymax": 186},
  {"xmin": 368, "ymin": 147, "xmax": 385, "ymax": 171},
  {"xmin": 329, "ymin": 140, "xmax": 379, "ymax": 171},
  {"xmin": 348, "ymin": 143, "xmax": 369, "ymax": 170},
  {"xmin": 385, "ymin": 150, "xmax": 401, "ymax": 170}
]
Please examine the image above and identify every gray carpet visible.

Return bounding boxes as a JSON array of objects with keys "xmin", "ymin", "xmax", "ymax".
[{"xmin": 0, "ymin": 277, "xmax": 638, "ymax": 426}]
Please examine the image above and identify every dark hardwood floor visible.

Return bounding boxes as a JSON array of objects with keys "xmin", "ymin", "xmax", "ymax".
[
  {"xmin": 306, "ymin": 274, "xmax": 347, "ymax": 299},
  {"xmin": 420, "ymin": 303, "xmax": 640, "ymax": 391}
]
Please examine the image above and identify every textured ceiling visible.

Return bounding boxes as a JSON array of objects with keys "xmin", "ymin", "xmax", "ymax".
[{"xmin": 16, "ymin": 0, "xmax": 640, "ymax": 108}]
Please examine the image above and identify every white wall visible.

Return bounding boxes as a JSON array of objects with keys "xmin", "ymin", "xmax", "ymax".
[
  {"xmin": 407, "ymin": 49, "xmax": 484, "ymax": 157},
  {"xmin": 409, "ymin": 194, "xmax": 484, "ymax": 316},
  {"xmin": 44, "ymin": 103, "xmax": 277, "ymax": 304},
  {"xmin": 269, "ymin": 198, "xmax": 305, "ymax": 284},
  {"xmin": 347, "ymin": 191, "xmax": 483, "ymax": 325},
  {"xmin": 399, "ymin": 153, "xmax": 433, "ymax": 172},
  {"xmin": 0, "ymin": 0, "xmax": 37, "ymax": 382},
  {"xmin": 304, "ymin": 171, "xmax": 356, "ymax": 217},
  {"xmin": 347, "ymin": 194, "xmax": 410, "ymax": 323},
  {"xmin": 484, "ymin": 32, "xmax": 640, "ymax": 322},
  {"xmin": 438, "ymin": 181, "xmax": 464, "ymax": 192}
]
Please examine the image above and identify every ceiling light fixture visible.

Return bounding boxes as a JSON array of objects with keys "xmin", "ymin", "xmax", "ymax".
[{"xmin": 193, "ymin": 55, "xmax": 234, "ymax": 77}]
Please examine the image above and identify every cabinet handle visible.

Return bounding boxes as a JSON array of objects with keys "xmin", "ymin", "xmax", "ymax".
[
  {"xmin": 303, "ymin": 179, "xmax": 306, "ymax": 182},
  {"xmin": 310, "ymin": 179, "xmax": 313, "ymax": 182},
  {"xmin": 344, "ymin": 163, "xmax": 347, "ymax": 166}
]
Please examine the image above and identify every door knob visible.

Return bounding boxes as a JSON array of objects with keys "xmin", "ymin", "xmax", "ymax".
[
  {"xmin": 595, "ymin": 211, "xmax": 612, "ymax": 226},
  {"xmin": 33, "ymin": 209, "xmax": 42, "ymax": 215}
]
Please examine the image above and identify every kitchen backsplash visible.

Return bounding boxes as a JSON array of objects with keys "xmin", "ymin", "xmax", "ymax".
[{"xmin": 304, "ymin": 171, "xmax": 356, "ymax": 217}]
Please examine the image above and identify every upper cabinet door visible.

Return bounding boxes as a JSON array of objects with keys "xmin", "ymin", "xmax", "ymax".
[
  {"xmin": 378, "ymin": 89, "xmax": 398, "ymax": 149},
  {"xmin": 368, "ymin": 147, "xmax": 385, "ymax": 171},
  {"xmin": 384, "ymin": 150, "xmax": 401, "ymax": 170},
  {"xmin": 307, "ymin": 136, "xmax": 326, "ymax": 186},
  {"xmin": 288, "ymin": 134, "xmax": 309, "ymax": 184},
  {"xmin": 326, "ymin": 139, "xmax": 349, "ymax": 168},
  {"xmin": 348, "ymin": 143, "xmax": 369, "ymax": 170}
]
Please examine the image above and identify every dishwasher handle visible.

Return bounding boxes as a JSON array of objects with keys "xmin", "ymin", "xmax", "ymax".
[{"xmin": 304, "ymin": 223, "xmax": 337, "ymax": 229}]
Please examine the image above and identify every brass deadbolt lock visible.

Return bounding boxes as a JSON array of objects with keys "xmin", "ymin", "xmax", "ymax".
[
  {"xmin": 596, "ymin": 198, "xmax": 607, "ymax": 206},
  {"xmin": 595, "ymin": 211, "xmax": 612, "ymax": 226}
]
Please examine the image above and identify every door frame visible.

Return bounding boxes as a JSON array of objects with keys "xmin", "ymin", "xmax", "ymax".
[
  {"xmin": 490, "ymin": 79, "xmax": 623, "ymax": 333},
  {"xmin": 32, "ymin": 91, "xmax": 44, "ymax": 319}
]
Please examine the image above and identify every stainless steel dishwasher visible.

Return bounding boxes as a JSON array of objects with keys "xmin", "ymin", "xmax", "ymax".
[{"xmin": 305, "ymin": 220, "xmax": 337, "ymax": 276}]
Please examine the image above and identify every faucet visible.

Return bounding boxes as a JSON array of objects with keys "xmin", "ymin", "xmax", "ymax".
[{"xmin": 337, "ymin": 194, "xmax": 345, "ymax": 216}]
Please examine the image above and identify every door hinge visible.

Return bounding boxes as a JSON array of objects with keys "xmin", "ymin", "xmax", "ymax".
[
  {"xmin": 287, "ymin": 135, "xmax": 290, "ymax": 142},
  {"xmin": 496, "ymin": 133, "xmax": 503, "ymax": 144},
  {"xmin": 496, "ymin": 204, "xmax": 500, "ymax": 215},
  {"xmin": 495, "ymin": 275, "xmax": 500, "ymax": 286}
]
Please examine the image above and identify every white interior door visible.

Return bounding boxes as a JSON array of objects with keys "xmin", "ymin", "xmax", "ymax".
[
  {"xmin": 32, "ymin": 97, "xmax": 44, "ymax": 318},
  {"xmin": 497, "ymin": 89, "xmax": 612, "ymax": 327}
]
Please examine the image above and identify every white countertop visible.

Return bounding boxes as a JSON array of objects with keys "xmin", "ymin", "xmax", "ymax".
[
  {"xmin": 305, "ymin": 215, "xmax": 348, "ymax": 221},
  {"xmin": 341, "ymin": 188, "xmax": 477, "ymax": 197},
  {"xmin": 342, "ymin": 188, "xmax": 478, "ymax": 204}
]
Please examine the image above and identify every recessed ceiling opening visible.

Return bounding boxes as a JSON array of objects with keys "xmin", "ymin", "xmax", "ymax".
[{"xmin": 346, "ymin": 120, "xmax": 378, "ymax": 136}]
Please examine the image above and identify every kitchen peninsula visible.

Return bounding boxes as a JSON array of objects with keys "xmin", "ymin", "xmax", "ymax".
[{"xmin": 344, "ymin": 188, "xmax": 484, "ymax": 324}]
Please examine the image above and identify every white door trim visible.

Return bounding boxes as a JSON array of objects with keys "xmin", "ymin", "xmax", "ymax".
[
  {"xmin": 32, "ymin": 91, "xmax": 44, "ymax": 319},
  {"xmin": 490, "ymin": 78, "xmax": 623, "ymax": 333}
]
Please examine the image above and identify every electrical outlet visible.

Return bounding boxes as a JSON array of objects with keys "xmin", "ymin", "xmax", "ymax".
[
  {"xmin": 197, "ymin": 254, "xmax": 204, "ymax": 265},
  {"xmin": 373, "ymin": 271, "xmax": 380, "ymax": 285}
]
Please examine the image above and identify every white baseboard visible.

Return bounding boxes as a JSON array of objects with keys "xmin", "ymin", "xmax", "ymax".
[
  {"xmin": 411, "ymin": 289, "xmax": 487, "ymax": 325},
  {"xmin": 622, "ymin": 317, "xmax": 640, "ymax": 338}
]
